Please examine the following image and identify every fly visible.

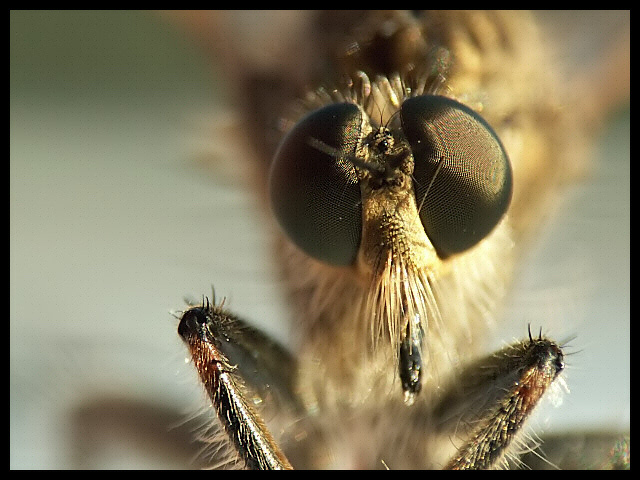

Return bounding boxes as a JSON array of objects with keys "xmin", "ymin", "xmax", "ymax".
[{"xmin": 175, "ymin": 10, "xmax": 629, "ymax": 469}]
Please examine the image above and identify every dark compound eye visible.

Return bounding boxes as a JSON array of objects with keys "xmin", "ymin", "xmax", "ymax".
[
  {"xmin": 269, "ymin": 103, "xmax": 364, "ymax": 265},
  {"xmin": 401, "ymin": 95, "xmax": 512, "ymax": 257}
]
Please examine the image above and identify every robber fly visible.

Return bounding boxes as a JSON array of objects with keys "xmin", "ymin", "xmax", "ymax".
[{"xmin": 175, "ymin": 11, "xmax": 628, "ymax": 469}]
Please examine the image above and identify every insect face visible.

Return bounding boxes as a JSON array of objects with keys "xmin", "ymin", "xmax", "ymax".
[{"xmin": 269, "ymin": 91, "xmax": 512, "ymax": 402}]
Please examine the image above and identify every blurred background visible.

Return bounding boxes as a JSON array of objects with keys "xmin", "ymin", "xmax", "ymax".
[{"xmin": 10, "ymin": 11, "xmax": 629, "ymax": 469}]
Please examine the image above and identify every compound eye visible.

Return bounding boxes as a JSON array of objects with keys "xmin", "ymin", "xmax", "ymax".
[
  {"xmin": 269, "ymin": 103, "xmax": 364, "ymax": 265},
  {"xmin": 401, "ymin": 95, "xmax": 512, "ymax": 257}
]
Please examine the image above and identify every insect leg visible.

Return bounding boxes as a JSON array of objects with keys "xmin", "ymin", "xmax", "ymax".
[
  {"xmin": 178, "ymin": 299, "xmax": 295, "ymax": 470},
  {"xmin": 432, "ymin": 328, "xmax": 565, "ymax": 470}
]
